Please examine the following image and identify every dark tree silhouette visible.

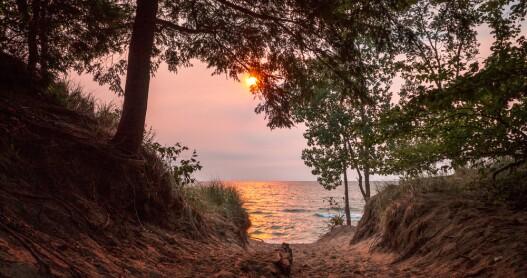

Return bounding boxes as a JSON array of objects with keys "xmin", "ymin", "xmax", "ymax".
[
  {"xmin": 1, "ymin": 0, "xmax": 127, "ymax": 83},
  {"xmin": 112, "ymin": 0, "xmax": 158, "ymax": 153}
]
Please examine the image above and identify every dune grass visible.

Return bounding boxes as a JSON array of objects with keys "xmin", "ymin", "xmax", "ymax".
[
  {"xmin": 48, "ymin": 80, "xmax": 121, "ymax": 134},
  {"xmin": 182, "ymin": 181, "xmax": 250, "ymax": 234},
  {"xmin": 372, "ymin": 166, "xmax": 527, "ymax": 223},
  {"xmin": 44, "ymin": 79, "xmax": 251, "ymax": 241}
]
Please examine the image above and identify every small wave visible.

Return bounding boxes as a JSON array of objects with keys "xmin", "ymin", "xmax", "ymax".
[
  {"xmin": 317, "ymin": 207, "xmax": 341, "ymax": 212},
  {"xmin": 272, "ymin": 232, "xmax": 286, "ymax": 236},
  {"xmin": 318, "ymin": 207, "xmax": 364, "ymax": 212},
  {"xmin": 314, "ymin": 212, "xmax": 335, "ymax": 218},
  {"xmin": 282, "ymin": 208, "xmax": 309, "ymax": 213},
  {"xmin": 251, "ymin": 210, "xmax": 269, "ymax": 215},
  {"xmin": 270, "ymin": 225, "xmax": 282, "ymax": 230},
  {"xmin": 350, "ymin": 213, "xmax": 363, "ymax": 220}
]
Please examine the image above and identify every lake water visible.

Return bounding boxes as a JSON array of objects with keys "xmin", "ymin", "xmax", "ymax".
[{"xmin": 225, "ymin": 181, "xmax": 389, "ymax": 244}]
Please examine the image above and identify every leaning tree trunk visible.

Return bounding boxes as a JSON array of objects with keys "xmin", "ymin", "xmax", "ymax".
[
  {"xmin": 364, "ymin": 166, "xmax": 371, "ymax": 200},
  {"xmin": 343, "ymin": 166, "xmax": 351, "ymax": 226},
  {"xmin": 355, "ymin": 168, "xmax": 367, "ymax": 201},
  {"xmin": 358, "ymin": 104, "xmax": 372, "ymax": 201},
  {"xmin": 345, "ymin": 140, "xmax": 368, "ymax": 202},
  {"xmin": 112, "ymin": 0, "xmax": 159, "ymax": 153}
]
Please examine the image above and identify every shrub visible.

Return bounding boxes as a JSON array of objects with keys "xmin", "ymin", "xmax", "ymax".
[
  {"xmin": 323, "ymin": 196, "xmax": 345, "ymax": 230},
  {"xmin": 328, "ymin": 214, "xmax": 345, "ymax": 228},
  {"xmin": 475, "ymin": 170, "xmax": 527, "ymax": 210},
  {"xmin": 142, "ymin": 131, "xmax": 202, "ymax": 187}
]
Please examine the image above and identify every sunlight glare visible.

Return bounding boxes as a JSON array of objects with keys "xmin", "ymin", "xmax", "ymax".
[{"xmin": 245, "ymin": 76, "xmax": 258, "ymax": 87}]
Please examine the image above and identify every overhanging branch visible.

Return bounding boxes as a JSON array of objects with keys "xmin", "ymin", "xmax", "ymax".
[{"xmin": 156, "ymin": 19, "xmax": 215, "ymax": 34}]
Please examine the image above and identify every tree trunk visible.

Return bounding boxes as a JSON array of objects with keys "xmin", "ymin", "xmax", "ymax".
[
  {"xmin": 364, "ymin": 166, "xmax": 371, "ymax": 200},
  {"xmin": 112, "ymin": 0, "xmax": 159, "ymax": 153},
  {"xmin": 27, "ymin": 0, "xmax": 40, "ymax": 74},
  {"xmin": 38, "ymin": 0, "xmax": 50, "ymax": 84},
  {"xmin": 345, "ymin": 140, "xmax": 367, "ymax": 201},
  {"xmin": 343, "ymin": 166, "xmax": 351, "ymax": 226},
  {"xmin": 358, "ymin": 105, "xmax": 372, "ymax": 201},
  {"xmin": 355, "ymin": 168, "xmax": 367, "ymax": 201}
]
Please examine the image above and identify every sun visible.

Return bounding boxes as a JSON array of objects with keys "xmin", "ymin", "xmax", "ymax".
[{"xmin": 245, "ymin": 76, "xmax": 258, "ymax": 87}]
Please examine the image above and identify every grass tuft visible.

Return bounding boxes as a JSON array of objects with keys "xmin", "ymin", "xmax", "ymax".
[
  {"xmin": 182, "ymin": 181, "xmax": 250, "ymax": 238},
  {"xmin": 45, "ymin": 79, "xmax": 251, "ymax": 241},
  {"xmin": 48, "ymin": 80, "xmax": 121, "ymax": 134}
]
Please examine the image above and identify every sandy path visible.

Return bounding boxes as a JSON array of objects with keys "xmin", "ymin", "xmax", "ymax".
[{"xmin": 240, "ymin": 226, "xmax": 423, "ymax": 278}]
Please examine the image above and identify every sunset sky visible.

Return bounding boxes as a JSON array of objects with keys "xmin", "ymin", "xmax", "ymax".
[
  {"xmin": 71, "ymin": 25, "xmax": 506, "ymax": 181},
  {"xmin": 74, "ymin": 63, "xmax": 316, "ymax": 181}
]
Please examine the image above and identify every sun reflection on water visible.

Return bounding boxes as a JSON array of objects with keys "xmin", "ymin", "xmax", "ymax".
[{"xmin": 225, "ymin": 181, "xmax": 380, "ymax": 244}]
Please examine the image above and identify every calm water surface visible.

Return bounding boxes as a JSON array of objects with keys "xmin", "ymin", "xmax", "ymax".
[{"xmin": 225, "ymin": 181, "xmax": 389, "ymax": 244}]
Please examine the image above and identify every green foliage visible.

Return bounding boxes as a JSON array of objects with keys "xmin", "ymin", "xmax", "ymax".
[
  {"xmin": 143, "ymin": 132, "xmax": 202, "ymax": 186},
  {"xmin": 289, "ymin": 10, "xmax": 395, "ymax": 201},
  {"xmin": 483, "ymin": 170, "xmax": 527, "ymax": 210},
  {"xmin": 249, "ymin": 1, "xmax": 404, "ymax": 128},
  {"xmin": 84, "ymin": 0, "xmax": 407, "ymax": 128},
  {"xmin": 1, "ymin": 0, "xmax": 129, "ymax": 80},
  {"xmin": 382, "ymin": 0, "xmax": 527, "ymax": 176},
  {"xmin": 396, "ymin": 0, "xmax": 481, "ymax": 100},
  {"xmin": 323, "ymin": 197, "xmax": 345, "ymax": 230},
  {"xmin": 328, "ymin": 214, "xmax": 345, "ymax": 229}
]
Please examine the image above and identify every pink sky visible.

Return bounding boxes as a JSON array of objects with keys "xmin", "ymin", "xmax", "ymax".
[
  {"xmin": 73, "ymin": 62, "xmax": 314, "ymax": 181},
  {"xmin": 70, "ymin": 23, "xmax": 510, "ymax": 181}
]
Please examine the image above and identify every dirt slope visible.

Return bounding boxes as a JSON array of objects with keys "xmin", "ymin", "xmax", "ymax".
[
  {"xmin": 352, "ymin": 191, "xmax": 527, "ymax": 277},
  {"xmin": 0, "ymin": 84, "xmax": 254, "ymax": 277}
]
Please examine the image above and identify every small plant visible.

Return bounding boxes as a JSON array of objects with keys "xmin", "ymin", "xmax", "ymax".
[
  {"xmin": 143, "ymin": 129, "xmax": 202, "ymax": 186},
  {"xmin": 323, "ymin": 197, "xmax": 345, "ymax": 230},
  {"xmin": 328, "ymin": 213, "xmax": 345, "ymax": 228}
]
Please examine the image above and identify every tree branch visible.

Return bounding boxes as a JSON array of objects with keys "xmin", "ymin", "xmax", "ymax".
[{"xmin": 156, "ymin": 19, "xmax": 215, "ymax": 34}]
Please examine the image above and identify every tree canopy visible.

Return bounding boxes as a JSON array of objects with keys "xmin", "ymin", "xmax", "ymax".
[
  {"xmin": 2, "ymin": 0, "xmax": 525, "ymax": 182},
  {"xmin": 1, "ymin": 0, "xmax": 128, "ymax": 82}
]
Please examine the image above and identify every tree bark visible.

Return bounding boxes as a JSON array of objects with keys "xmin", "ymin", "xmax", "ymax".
[
  {"xmin": 358, "ymin": 105, "xmax": 372, "ymax": 201},
  {"xmin": 38, "ymin": 0, "xmax": 50, "ymax": 83},
  {"xmin": 364, "ymin": 166, "xmax": 371, "ymax": 200},
  {"xmin": 112, "ymin": 0, "xmax": 159, "ymax": 153},
  {"xmin": 26, "ymin": 0, "xmax": 39, "ymax": 74},
  {"xmin": 343, "ymin": 166, "xmax": 351, "ymax": 226},
  {"xmin": 345, "ymin": 140, "xmax": 368, "ymax": 202},
  {"xmin": 355, "ymin": 168, "xmax": 367, "ymax": 201}
]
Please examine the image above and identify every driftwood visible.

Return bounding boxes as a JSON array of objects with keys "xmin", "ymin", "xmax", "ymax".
[{"xmin": 274, "ymin": 243, "xmax": 293, "ymax": 276}]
